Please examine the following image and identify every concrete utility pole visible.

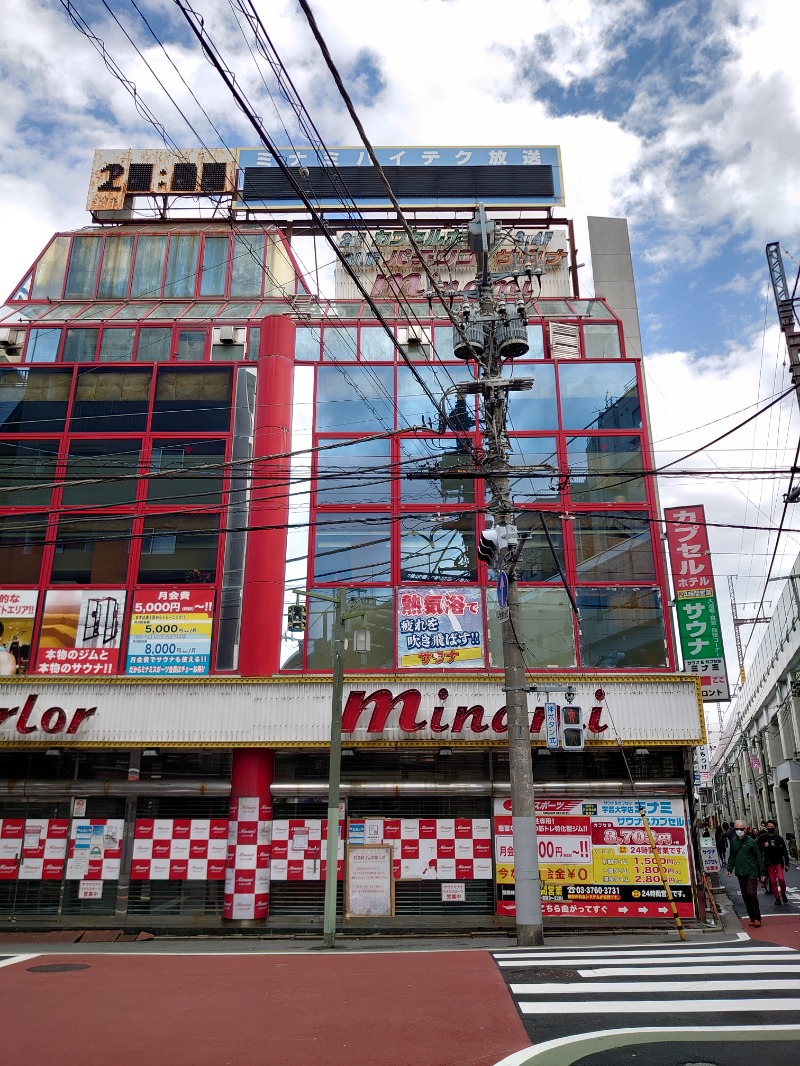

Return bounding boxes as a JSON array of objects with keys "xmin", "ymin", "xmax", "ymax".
[{"xmin": 459, "ymin": 205, "xmax": 544, "ymax": 946}]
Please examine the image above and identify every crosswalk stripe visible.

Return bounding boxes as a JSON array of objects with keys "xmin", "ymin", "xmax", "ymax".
[
  {"xmin": 518, "ymin": 998, "xmax": 800, "ymax": 1016},
  {"xmin": 496, "ymin": 953, "xmax": 800, "ymax": 968},
  {"xmin": 510, "ymin": 979, "xmax": 800, "ymax": 994},
  {"xmin": 577, "ymin": 964, "xmax": 800, "ymax": 977},
  {"xmin": 493, "ymin": 946, "xmax": 790, "ymax": 960}
]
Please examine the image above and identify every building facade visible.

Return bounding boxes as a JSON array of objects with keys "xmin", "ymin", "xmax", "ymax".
[{"xmin": 0, "ymin": 147, "xmax": 704, "ymax": 929}]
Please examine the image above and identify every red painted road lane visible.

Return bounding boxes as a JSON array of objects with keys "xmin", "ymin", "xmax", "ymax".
[
  {"xmin": 739, "ymin": 915, "xmax": 800, "ymax": 951},
  {"xmin": 0, "ymin": 949, "xmax": 529, "ymax": 1066}
]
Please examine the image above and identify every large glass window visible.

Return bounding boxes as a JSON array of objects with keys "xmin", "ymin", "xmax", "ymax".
[
  {"xmin": 51, "ymin": 517, "xmax": 132, "ymax": 584},
  {"xmin": 400, "ymin": 437, "xmax": 476, "ymax": 505},
  {"xmin": 131, "ymin": 236, "xmax": 167, "ymax": 299},
  {"xmin": 98, "ymin": 328, "xmax": 136, "ymax": 362},
  {"xmin": 64, "ymin": 237, "xmax": 102, "ymax": 299},
  {"xmin": 400, "ymin": 515, "xmax": 476, "ymax": 582},
  {"xmin": 147, "ymin": 439, "xmax": 226, "ymax": 506},
  {"xmin": 577, "ymin": 587, "xmax": 667, "ymax": 668},
  {"xmin": 313, "ymin": 515, "xmax": 391, "ymax": 584},
  {"xmin": 322, "ymin": 327, "xmax": 357, "ymax": 361},
  {"xmin": 316, "ymin": 438, "xmax": 392, "ymax": 505},
  {"xmin": 31, "ymin": 237, "xmax": 70, "ymax": 300},
  {"xmin": 62, "ymin": 328, "xmax": 99, "ymax": 363},
  {"xmin": 175, "ymin": 331, "xmax": 206, "ymax": 361},
  {"xmin": 315, "ymin": 365, "xmax": 394, "ymax": 434},
  {"xmin": 199, "ymin": 237, "xmax": 228, "ymax": 297},
  {"xmin": 137, "ymin": 328, "xmax": 172, "ymax": 362},
  {"xmin": 231, "ymin": 234, "xmax": 264, "ymax": 296},
  {"xmin": 25, "ymin": 328, "xmax": 61, "ymax": 364},
  {"xmin": 295, "ymin": 328, "xmax": 320, "ymax": 361},
  {"xmin": 97, "ymin": 236, "xmax": 134, "ymax": 299},
  {"xmin": 62, "ymin": 440, "xmax": 141, "ymax": 507},
  {"xmin": 506, "ymin": 361, "xmax": 558, "ymax": 431},
  {"xmin": 138, "ymin": 515, "xmax": 219, "ymax": 583},
  {"xmin": 487, "ymin": 587, "xmax": 576, "ymax": 668},
  {"xmin": 510, "ymin": 513, "xmax": 564, "ymax": 582},
  {"xmin": 525, "ymin": 324, "xmax": 545, "ymax": 359},
  {"xmin": 163, "ymin": 235, "xmax": 200, "ymax": 299},
  {"xmin": 0, "ymin": 441, "xmax": 59, "ymax": 506},
  {"xmin": 0, "ymin": 368, "xmax": 71, "ymax": 433},
  {"xmin": 559, "ymin": 362, "xmax": 640, "ymax": 431},
  {"xmin": 397, "ymin": 365, "xmax": 473, "ymax": 431},
  {"xmin": 304, "ymin": 589, "xmax": 394, "ymax": 670},
  {"xmin": 573, "ymin": 514, "xmax": 655, "ymax": 583},
  {"xmin": 567, "ymin": 436, "xmax": 646, "ymax": 504},
  {"xmin": 0, "ymin": 514, "xmax": 47, "ymax": 584},
  {"xmin": 152, "ymin": 368, "xmax": 232, "ymax": 432},
  {"xmin": 508, "ymin": 436, "xmax": 560, "ymax": 502},
  {"xmin": 70, "ymin": 369, "xmax": 151, "ymax": 433}
]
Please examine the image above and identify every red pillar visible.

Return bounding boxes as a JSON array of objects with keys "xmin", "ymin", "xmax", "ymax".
[
  {"xmin": 223, "ymin": 749, "xmax": 274, "ymax": 921},
  {"xmin": 238, "ymin": 315, "xmax": 296, "ymax": 676}
]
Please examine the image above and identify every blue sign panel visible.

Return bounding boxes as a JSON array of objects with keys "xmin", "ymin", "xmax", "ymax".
[{"xmin": 496, "ymin": 571, "xmax": 509, "ymax": 609}]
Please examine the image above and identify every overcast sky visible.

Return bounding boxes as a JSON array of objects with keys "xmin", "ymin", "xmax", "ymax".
[{"xmin": 2, "ymin": 0, "xmax": 799, "ymax": 733}]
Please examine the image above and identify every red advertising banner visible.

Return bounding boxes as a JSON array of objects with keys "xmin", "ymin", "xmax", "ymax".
[
  {"xmin": 34, "ymin": 589, "xmax": 126, "ymax": 676},
  {"xmin": 664, "ymin": 506, "xmax": 714, "ymax": 593}
]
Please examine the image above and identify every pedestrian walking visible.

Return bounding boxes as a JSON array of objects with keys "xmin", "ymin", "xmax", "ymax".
[
  {"xmin": 726, "ymin": 819, "xmax": 767, "ymax": 926},
  {"xmin": 758, "ymin": 820, "xmax": 790, "ymax": 905},
  {"xmin": 716, "ymin": 823, "xmax": 728, "ymax": 863}
]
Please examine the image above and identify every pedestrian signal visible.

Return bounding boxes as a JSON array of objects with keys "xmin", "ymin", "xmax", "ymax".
[{"xmin": 560, "ymin": 705, "xmax": 584, "ymax": 750}]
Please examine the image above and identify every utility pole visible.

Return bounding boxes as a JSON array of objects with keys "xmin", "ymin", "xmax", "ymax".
[{"xmin": 458, "ymin": 205, "xmax": 544, "ymax": 946}]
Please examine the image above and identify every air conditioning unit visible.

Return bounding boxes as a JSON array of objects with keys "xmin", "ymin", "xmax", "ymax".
[
  {"xmin": 398, "ymin": 326, "xmax": 431, "ymax": 348},
  {"xmin": 212, "ymin": 325, "xmax": 245, "ymax": 346}
]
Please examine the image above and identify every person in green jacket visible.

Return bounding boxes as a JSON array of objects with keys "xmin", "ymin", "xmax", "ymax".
[{"xmin": 726, "ymin": 819, "xmax": 767, "ymax": 926}]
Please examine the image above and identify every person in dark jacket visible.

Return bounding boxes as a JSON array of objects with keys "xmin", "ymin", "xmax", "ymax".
[
  {"xmin": 726, "ymin": 819, "xmax": 767, "ymax": 926},
  {"xmin": 759, "ymin": 821, "xmax": 790, "ymax": 905},
  {"xmin": 716, "ymin": 824, "xmax": 729, "ymax": 863}
]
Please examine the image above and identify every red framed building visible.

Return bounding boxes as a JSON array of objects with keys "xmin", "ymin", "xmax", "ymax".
[{"xmin": 0, "ymin": 148, "xmax": 704, "ymax": 930}]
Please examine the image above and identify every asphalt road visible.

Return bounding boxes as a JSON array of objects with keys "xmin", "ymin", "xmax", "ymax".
[{"xmin": 493, "ymin": 940, "xmax": 800, "ymax": 1066}]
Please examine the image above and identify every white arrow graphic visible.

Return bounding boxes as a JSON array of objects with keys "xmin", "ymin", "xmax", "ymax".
[
  {"xmin": 618, "ymin": 906, "xmax": 628, "ymax": 914},
  {"xmin": 638, "ymin": 906, "xmax": 648, "ymax": 913}
]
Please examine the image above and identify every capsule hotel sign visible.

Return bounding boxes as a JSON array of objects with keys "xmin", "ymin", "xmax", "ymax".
[{"xmin": 0, "ymin": 677, "xmax": 703, "ymax": 747}]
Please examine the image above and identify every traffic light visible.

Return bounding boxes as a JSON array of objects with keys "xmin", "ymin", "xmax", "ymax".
[
  {"xmin": 477, "ymin": 523, "xmax": 518, "ymax": 567},
  {"xmin": 560, "ymin": 705, "xmax": 584, "ymax": 750},
  {"xmin": 287, "ymin": 603, "xmax": 307, "ymax": 632}
]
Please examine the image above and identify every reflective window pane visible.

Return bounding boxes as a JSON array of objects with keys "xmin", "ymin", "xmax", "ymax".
[
  {"xmin": 508, "ymin": 436, "xmax": 560, "ymax": 502},
  {"xmin": 433, "ymin": 326, "xmax": 455, "ymax": 360},
  {"xmin": 295, "ymin": 328, "xmax": 320, "ymax": 361},
  {"xmin": 98, "ymin": 328, "xmax": 135, "ymax": 362},
  {"xmin": 508, "ymin": 513, "xmax": 564, "ymax": 582},
  {"xmin": 360, "ymin": 326, "xmax": 395, "ymax": 361},
  {"xmin": 316, "ymin": 438, "xmax": 392, "ymax": 505},
  {"xmin": 152, "ymin": 368, "xmax": 232, "ymax": 432},
  {"xmin": 199, "ymin": 237, "xmax": 228, "ymax": 297},
  {"xmin": 400, "ymin": 437, "xmax": 476, "ymax": 505},
  {"xmin": 0, "ymin": 368, "xmax": 71, "ymax": 433},
  {"xmin": 397, "ymin": 365, "xmax": 474, "ymax": 432},
  {"xmin": 31, "ymin": 237, "xmax": 70, "ymax": 300},
  {"xmin": 0, "ymin": 441, "xmax": 59, "ymax": 506},
  {"xmin": 217, "ymin": 302, "xmax": 258, "ymax": 319},
  {"xmin": 231, "ymin": 234, "xmax": 264, "ymax": 296},
  {"xmin": 400, "ymin": 515, "xmax": 476, "ymax": 582},
  {"xmin": 176, "ymin": 331, "xmax": 206, "ymax": 361},
  {"xmin": 62, "ymin": 440, "xmax": 140, "ymax": 506},
  {"xmin": 62, "ymin": 328, "xmax": 99, "ymax": 363},
  {"xmin": 322, "ymin": 327, "xmax": 357, "ymax": 361},
  {"xmin": 0, "ymin": 514, "xmax": 47, "ymax": 584},
  {"xmin": 487, "ymin": 587, "xmax": 576, "ymax": 668},
  {"xmin": 533, "ymin": 300, "xmax": 573, "ymax": 317},
  {"xmin": 70, "ymin": 369, "xmax": 151, "ymax": 433},
  {"xmin": 303, "ymin": 589, "xmax": 394, "ymax": 670},
  {"xmin": 131, "ymin": 236, "xmax": 167, "ymax": 299},
  {"xmin": 558, "ymin": 362, "xmax": 640, "ymax": 431},
  {"xmin": 164, "ymin": 235, "xmax": 199, "ymax": 299},
  {"xmin": 574, "ymin": 514, "xmax": 655, "ymax": 583},
  {"xmin": 567, "ymin": 436, "xmax": 646, "ymax": 504},
  {"xmin": 577, "ymin": 587, "xmax": 667, "ymax": 668},
  {"xmin": 315, "ymin": 365, "xmax": 394, "ymax": 434},
  {"xmin": 506, "ymin": 361, "xmax": 558, "ymax": 430},
  {"xmin": 525, "ymin": 324, "xmax": 545, "ymax": 358},
  {"xmin": 584, "ymin": 324, "xmax": 622, "ymax": 358},
  {"xmin": 314, "ymin": 515, "xmax": 391, "ymax": 584},
  {"xmin": 148, "ymin": 439, "xmax": 226, "ymax": 506},
  {"xmin": 51, "ymin": 517, "xmax": 132, "ymax": 584},
  {"xmin": 64, "ymin": 237, "xmax": 102, "ymax": 299},
  {"xmin": 138, "ymin": 514, "xmax": 219, "ymax": 583},
  {"xmin": 25, "ymin": 328, "xmax": 61, "ymax": 364},
  {"xmin": 569, "ymin": 300, "xmax": 613, "ymax": 318},
  {"xmin": 137, "ymin": 327, "xmax": 172, "ymax": 362},
  {"xmin": 97, "ymin": 236, "xmax": 134, "ymax": 299}
]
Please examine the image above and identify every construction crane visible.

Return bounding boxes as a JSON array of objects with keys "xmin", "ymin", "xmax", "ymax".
[{"xmin": 766, "ymin": 242, "xmax": 800, "ymax": 500}]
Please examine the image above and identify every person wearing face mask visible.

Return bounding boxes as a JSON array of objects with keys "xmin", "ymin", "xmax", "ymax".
[
  {"xmin": 758, "ymin": 821, "xmax": 790, "ymax": 905},
  {"xmin": 726, "ymin": 820, "xmax": 767, "ymax": 926}
]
